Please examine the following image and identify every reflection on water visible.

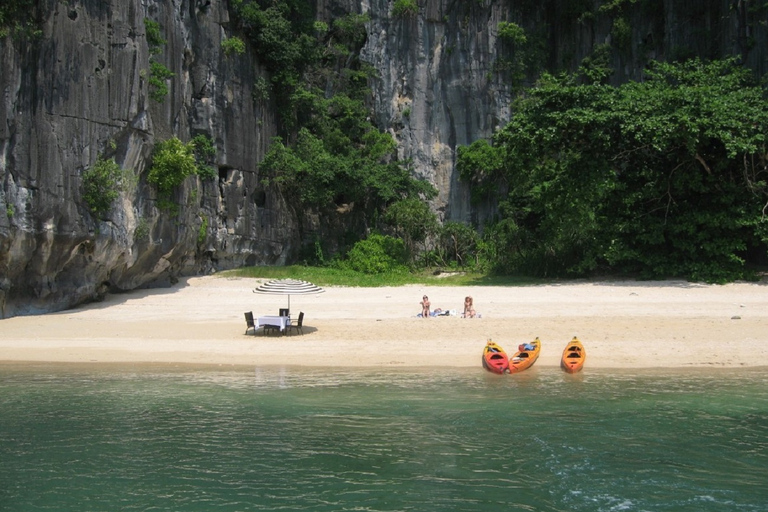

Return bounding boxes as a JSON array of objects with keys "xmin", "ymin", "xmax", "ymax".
[{"xmin": 1, "ymin": 364, "xmax": 767, "ymax": 511}]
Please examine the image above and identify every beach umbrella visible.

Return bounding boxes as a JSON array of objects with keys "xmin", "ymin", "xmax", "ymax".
[{"xmin": 252, "ymin": 278, "xmax": 325, "ymax": 311}]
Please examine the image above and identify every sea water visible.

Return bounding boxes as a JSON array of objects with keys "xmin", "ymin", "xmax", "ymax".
[{"xmin": 0, "ymin": 364, "xmax": 766, "ymax": 512}]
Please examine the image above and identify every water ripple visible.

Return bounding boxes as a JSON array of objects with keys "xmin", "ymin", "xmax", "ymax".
[{"xmin": 1, "ymin": 365, "xmax": 767, "ymax": 511}]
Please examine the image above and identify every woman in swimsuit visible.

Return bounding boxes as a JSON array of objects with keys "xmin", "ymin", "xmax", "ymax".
[
  {"xmin": 420, "ymin": 295, "xmax": 431, "ymax": 318},
  {"xmin": 463, "ymin": 296, "xmax": 476, "ymax": 318}
]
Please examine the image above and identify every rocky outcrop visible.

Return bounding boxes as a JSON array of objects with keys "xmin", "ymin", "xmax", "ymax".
[
  {"xmin": 1, "ymin": 0, "xmax": 765, "ymax": 317},
  {"xmin": 0, "ymin": 0, "xmax": 290, "ymax": 317}
]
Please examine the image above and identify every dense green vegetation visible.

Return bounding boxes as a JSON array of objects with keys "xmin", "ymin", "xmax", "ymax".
[
  {"xmin": 229, "ymin": 0, "xmax": 436, "ymax": 260},
  {"xmin": 225, "ymin": 1, "xmax": 766, "ymax": 283},
  {"xmin": 458, "ymin": 58, "xmax": 768, "ymax": 282}
]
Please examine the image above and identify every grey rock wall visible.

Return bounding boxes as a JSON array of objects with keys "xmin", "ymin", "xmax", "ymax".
[
  {"xmin": 0, "ymin": 0, "xmax": 290, "ymax": 317},
  {"xmin": 358, "ymin": 0, "xmax": 514, "ymax": 225}
]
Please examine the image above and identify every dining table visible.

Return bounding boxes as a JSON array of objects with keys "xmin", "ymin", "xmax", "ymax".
[{"xmin": 256, "ymin": 315, "xmax": 290, "ymax": 334}]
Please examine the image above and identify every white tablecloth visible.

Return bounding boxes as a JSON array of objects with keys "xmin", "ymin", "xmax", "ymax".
[{"xmin": 256, "ymin": 315, "xmax": 290, "ymax": 332}]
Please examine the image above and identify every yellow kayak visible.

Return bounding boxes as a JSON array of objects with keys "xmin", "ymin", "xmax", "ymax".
[
  {"xmin": 561, "ymin": 336, "xmax": 586, "ymax": 373},
  {"xmin": 509, "ymin": 337, "xmax": 541, "ymax": 373}
]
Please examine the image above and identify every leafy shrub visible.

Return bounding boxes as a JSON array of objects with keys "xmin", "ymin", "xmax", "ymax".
[
  {"xmin": 438, "ymin": 221, "xmax": 480, "ymax": 268},
  {"xmin": 339, "ymin": 234, "xmax": 408, "ymax": 274},
  {"xmin": 578, "ymin": 43, "xmax": 613, "ymax": 83},
  {"xmin": 134, "ymin": 217, "xmax": 150, "ymax": 242},
  {"xmin": 392, "ymin": 0, "xmax": 418, "ymax": 18},
  {"xmin": 148, "ymin": 137, "xmax": 197, "ymax": 195},
  {"xmin": 497, "ymin": 22, "xmax": 527, "ymax": 45},
  {"xmin": 198, "ymin": 216, "xmax": 208, "ymax": 245},
  {"xmin": 611, "ymin": 17, "xmax": 631, "ymax": 52},
  {"xmin": 332, "ymin": 14, "xmax": 369, "ymax": 47},
  {"xmin": 191, "ymin": 135, "xmax": 217, "ymax": 180},
  {"xmin": 384, "ymin": 198, "xmax": 439, "ymax": 258},
  {"xmin": 148, "ymin": 61, "xmax": 174, "ymax": 102},
  {"xmin": 222, "ymin": 36, "xmax": 246, "ymax": 56},
  {"xmin": 143, "ymin": 18, "xmax": 173, "ymax": 102},
  {"xmin": 191, "ymin": 134, "xmax": 216, "ymax": 158},
  {"xmin": 144, "ymin": 18, "xmax": 166, "ymax": 54},
  {"xmin": 82, "ymin": 157, "xmax": 125, "ymax": 217},
  {"xmin": 253, "ymin": 77, "xmax": 270, "ymax": 101}
]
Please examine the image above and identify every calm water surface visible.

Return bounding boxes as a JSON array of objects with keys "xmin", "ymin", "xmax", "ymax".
[{"xmin": 1, "ymin": 364, "xmax": 766, "ymax": 511}]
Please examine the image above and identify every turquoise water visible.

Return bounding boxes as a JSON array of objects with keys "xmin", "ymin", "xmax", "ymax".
[{"xmin": 1, "ymin": 364, "xmax": 767, "ymax": 512}]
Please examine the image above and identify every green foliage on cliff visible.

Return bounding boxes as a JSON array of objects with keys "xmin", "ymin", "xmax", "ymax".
[
  {"xmin": 578, "ymin": 44, "xmax": 613, "ymax": 84},
  {"xmin": 148, "ymin": 138, "xmax": 197, "ymax": 195},
  {"xmin": 0, "ymin": 0, "xmax": 39, "ymax": 38},
  {"xmin": 198, "ymin": 216, "xmax": 209, "ymax": 245},
  {"xmin": 230, "ymin": 0, "xmax": 435, "ymax": 263},
  {"xmin": 144, "ymin": 18, "xmax": 166, "ymax": 54},
  {"xmin": 144, "ymin": 18, "xmax": 174, "ymax": 102},
  {"xmin": 598, "ymin": 0, "xmax": 641, "ymax": 14},
  {"xmin": 191, "ymin": 135, "xmax": 217, "ymax": 180},
  {"xmin": 261, "ymin": 123, "xmax": 434, "ymax": 223},
  {"xmin": 148, "ymin": 136, "xmax": 219, "ymax": 198},
  {"xmin": 148, "ymin": 61, "xmax": 174, "ymax": 103},
  {"xmin": 498, "ymin": 22, "xmax": 527, "ymax": 45},
  {"xmin": 82, "ymin": 157, "xmax": 128, "ymax": 218},
  {"xmin": 458, "ymin": 58, "xmax": 768, "ymax": 282},
  {"xmin": 494, "ymin": 21, "xmax": 543, "ymax": 86},
  {"xmin": 392, "ymin": 0, "xmax": 418, "ymax": 18},
  {"xmin": 222, "ymin": 36, "xmax": 246, "ymax": 56}
]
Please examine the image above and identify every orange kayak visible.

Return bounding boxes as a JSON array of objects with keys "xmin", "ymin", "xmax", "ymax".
[
  {"xmin": 482, "ymin": 341, "xmax": 510, "ymax": 374},
  {"xmin": 561, "ymin": 336, "xmax": 586, "ymax": 373},
  {"xmin": 509, "ymin": 337, "xmax": 541, "ymax": 373}
]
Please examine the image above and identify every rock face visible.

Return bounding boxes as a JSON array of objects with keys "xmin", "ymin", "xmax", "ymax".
[
  {"xmin": 1, "ymin": 0, "xmax": 291, "ymax": 317},
  {"xmin": 1, "ymin": 0, "xmax": 765, "ymax": 317}
]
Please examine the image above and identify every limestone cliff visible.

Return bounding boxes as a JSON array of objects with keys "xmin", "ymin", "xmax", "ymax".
[
  {"xmin": 1, "ymin": 0, "xmax": 765, "ymax": 317},
  {"xmin": 1, "ymin": 0, "xmax": 289, "ymax": 316}
]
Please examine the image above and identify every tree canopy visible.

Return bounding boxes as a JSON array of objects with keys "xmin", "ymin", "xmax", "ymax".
[{"xmin": 458, "ymin": 58, "xmax": 768, "ymax": 282}]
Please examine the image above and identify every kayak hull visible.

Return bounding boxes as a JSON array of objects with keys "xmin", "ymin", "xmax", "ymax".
[
  {"xmin": 508, "ymin": 338, "xmax": 541, "ymax": 374},
  {"xmin": 561, "ymin": 337, "xmax": 586, "ymax": 373},
  {"xmin": 482, "ymin": 342, "xmax": 510, "ymax": 374}
]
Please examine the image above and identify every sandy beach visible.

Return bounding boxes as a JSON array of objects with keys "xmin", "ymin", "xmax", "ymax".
[{"xmin": 1, "ymin": 276, "xmax": 766, "ymax": 369}]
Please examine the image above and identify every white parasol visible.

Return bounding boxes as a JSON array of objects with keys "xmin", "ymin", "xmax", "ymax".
[{"xmin": 252, "ymin": 278, "xmax": 325, "ymax": 310}]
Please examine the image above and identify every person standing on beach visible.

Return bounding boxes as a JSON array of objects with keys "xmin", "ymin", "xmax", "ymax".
[
  {"xmin": 420, "ymin": 295, "xmax": 431, "ymax": 318},
  {"xmin": 463, "ymin": 296, "xmax": 476, "ymax": 318}
]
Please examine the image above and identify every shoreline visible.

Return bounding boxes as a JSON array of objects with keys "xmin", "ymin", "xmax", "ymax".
[{"xmin": 1, "ymin": 276, "xmax": 767, "ymax": 369}]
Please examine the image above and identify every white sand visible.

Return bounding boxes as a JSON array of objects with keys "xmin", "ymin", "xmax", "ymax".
[{"xmin": 1, "ymin": 276, "xmax": 766, "ymax": 369}]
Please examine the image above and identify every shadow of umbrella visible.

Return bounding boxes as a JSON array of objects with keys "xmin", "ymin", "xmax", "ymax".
[{"xmin": 252, "ymin": 278, "xmax": 325, "ymax": 312}]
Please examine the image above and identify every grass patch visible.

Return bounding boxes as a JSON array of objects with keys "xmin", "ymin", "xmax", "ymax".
[{"xmin": 219, "ymin": 266, "xmax": 543, "ymax": 287}]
